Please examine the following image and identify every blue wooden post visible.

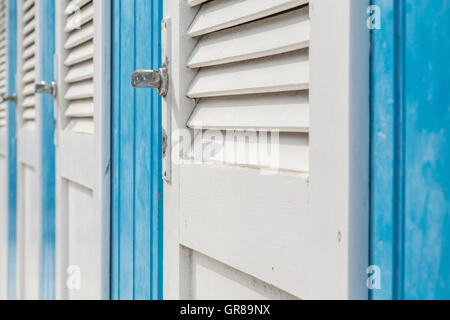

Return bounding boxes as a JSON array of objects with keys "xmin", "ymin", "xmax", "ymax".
[
  {"xmin": 7, "ymin": 0, "xmax": 17, "ymax": 300},
  {"xmin": 111, "ymin": 0, "xmax": 163, "ymax": 300},
  {"xmin": 40, "ymin": 0, "xmax": 56, "ymax": 300},
  {"xmin": 371, "ymin": 0, "xmax": 450, "ymax": 300}
]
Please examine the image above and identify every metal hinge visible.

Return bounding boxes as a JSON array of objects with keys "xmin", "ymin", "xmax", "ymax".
[
  {"xmin": 1, "ymin": 93, "xmax": 17, "ymax": 104},
  {"xmin": 35, "ymin": 81, "xmax": 57, "ymax": 98}
]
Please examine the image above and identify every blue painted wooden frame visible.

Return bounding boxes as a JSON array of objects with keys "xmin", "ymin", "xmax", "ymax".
[
  {"xmin": 39, "ymin": 0, "xmax": 56, "ymax": 300},
  {"xmin": 7, "ymin": 0, "xmax": 17, "ymax": 300},
  {"xmin": 111, "ymin": 0, "xmax": 163, "ymax": 300},
  {"xmin": 371, "ymin": 0, "xmax": 450, "ymax": 300}
]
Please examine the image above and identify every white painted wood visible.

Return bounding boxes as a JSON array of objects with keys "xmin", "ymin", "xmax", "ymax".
[
  {"xmin": 65, "ymin": 0, "xmax": 91, "ymax": 15},
  {"xmin": 188, "ymin": 8, "xmax": 310, "ymax": 68},
  {"xmin": 20, "ymin": 0, "xmax": 36, "ymax": 128},
  {"xmin": 164, "ymin": 0, "xmax": 369, "ymax": 300},
  {"xmin": 15, "ymin": 0, "xmax": 41, "ymax": 300},
  {"xmin": 189, "ymin": 132, "xmax": 309, "ymax": 173},
  {"xmin": 179, "ymin": 164, "xmax": 310, "ymax": 297},
  {"xmin": 0, "ymin": 0, "xmax": 7, "ymax": 132},
  {"xmin": 64, "ymin": 1, "xmax": 93, "ymax": 32},
  {"xmin": 188, "ymin": 50, "xmax": 309, "ymax": 98},
  {"xmin": 186, "ymin": 250, "xmax": 299, "ymax": 300},
  {"xmin": 55, "ymin": 0, "xmax": 110, "ymax": 300},
  {"xmin": 18, "ymin": 165, "xmax": 39, "ymax": 299},
  {"xmin": 188, "ymin": 0, "xmax": 309, "ymax": 37},
  {"xmin": 63, "ymin": 2, "xmax": 94, "ymax": 134},
  {"xmin": 0, "ymin": 155, "xmax": 7, "ymax": 300},
  {"xmin": 64, "ymin": 22, "xmax": 93, "ymax": 50},
  {"xmin": 308, "ymin": 0, "xmax": 370, "ymax": 299},
  {"xmin": 188, "ymin": 92, "xmax": 309, "ymax": 132}
]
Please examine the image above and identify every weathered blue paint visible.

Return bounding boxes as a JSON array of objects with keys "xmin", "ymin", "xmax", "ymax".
[
  {"xmin": 111, "ymin": 0, "xmax": 163, "ymax": 300},
  {"xmin": 7, "ymin": 0, "xmax": 17, "ymax": 300},
  {"xmin": 39, "ymin": 0, "xmax": 56, "ymax": 300},
  {"xmin": 371, "ymin": 0, "xmax": 450, "ymax": 300},
  {"xmin": 370, "ymin": 0, "xmax": 397, "ymax": 300}
]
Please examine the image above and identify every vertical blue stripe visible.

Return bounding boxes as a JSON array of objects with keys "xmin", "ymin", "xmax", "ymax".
[
  {"xmin": 7, "ymin": 0, "xmax": 17, "ymax": 300},
  {"xmin": 40, "ymin": 0, "xmax": 56, "ymax": 300},
  {"xmin": 111, "ymin": 0, "xmax": 163, "ymax": 300},
  {"xmin": 370, "ymin": 0, "xmax": 397, "ymax": 300}
]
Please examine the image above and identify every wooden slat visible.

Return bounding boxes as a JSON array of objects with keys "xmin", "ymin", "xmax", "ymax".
[
  {"xmin": 188, "ymin": 8, "xmax": 309, "ymax": 68},
  {"xmin": 22, "ymin": 108, "xmax": 36, "ymax": 120},
  {"xmin": 22, "ymin": 96, "xmax": 35, "ymax": 108},
  {"xmin": 188, "ymin": 0, "xmax": 309, "ymax": 37},
  {"xmin": 64, "ymin": 59, "xmax": 94, "ymax": 83},
  {"xmin": 65, "ymin": 99, "xmax": 94, "ymax": 118},
  {"xmin": 187, "ymin": 0, "xmax": 210, "ymax": 7},
  {"xmin": 22, "ymin": 0, "xmax": 35, "ymax": 12},
  {"xmin": 64, "ymin": 1, "xmax": 94, "ymax": 32},
  {"xmin": 187, "ymin": 50, "xmax": 309, "ymax": 98},
  {"xmin": 22, "ymin": 83, "xmax": 35, "ymax": 96},
  {"xmin": 64, "ymin": 21, "xmax": 93, "ymax": 50},
  {"xmin": 66, "ymin": 118, "xmax": 94, "ymax": 134},
  {"xmin": 21, "ymin": 0, "xmax": 36, "ymax": 126},
  {"xmin": 23, "ymin": 30, "xmax": 35, "ymax": 47},
  {"xmin": 22, "ymin": 69, "xmax": 35, "ymax": 83},
  {"xmin": 64, "ymin": 40, "xmax": 94, "ymax": 66},
  {"xmin": 64, "ymin": 0, "xmax": 95, "ymax": 134},
  {"xmin": 193, "ymin": 132, "xmax": 309, "ymax": 173},
  {"xmin": 22, "ymin": 57, "xmax": 35, "ymax": 71},
  {"xmin": 65, "ymin": 0, "xmax": 92, "ymax": 15},
  {"xmin": 22, "ymin": 43, "xmax": 35, "ymax": 59},
  {"xmin": 22, "ymin": 17, "xmax": 34, "ymax": 35},
  {"xmin": 188, "ymin": 92, "xmax": 309, "ymax": 132},
  {"xmin": 23, "ymin": 4, "xmax": 35, "ymax": 23}
]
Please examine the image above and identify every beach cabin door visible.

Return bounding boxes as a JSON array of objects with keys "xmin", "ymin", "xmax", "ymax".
[{"xmin": 54, "ymin": 0, "xmax": 110, "ymax": 300}]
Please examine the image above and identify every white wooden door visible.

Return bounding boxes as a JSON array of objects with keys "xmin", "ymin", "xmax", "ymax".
[
  {"xmin": 163, "ymin": 0, "xmax": 370, "ymax": 300},
  {"xmin": 0, "ymin": 0, "xmax": 8, "ymax": 300},
  {"xmin": 16, "ymin": 0, "xmax": 40, "ymax": 300},
  {"xmin": 54, "ymin": 0, "xmax": 110, "ymax": 300}
]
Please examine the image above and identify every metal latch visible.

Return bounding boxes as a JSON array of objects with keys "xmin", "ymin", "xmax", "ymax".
[
  {"xmin": 131, "ymin": 64, "xmax": 169, "ymax": 97},
  {"xmin": 1, "ymin": 93, "xmax": 17, "ymax": 104},
  {"xmin": 35, "ymin": 81, "xmax": 57, "ymax": 98}
]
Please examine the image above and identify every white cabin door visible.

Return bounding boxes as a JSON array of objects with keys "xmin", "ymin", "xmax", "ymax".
[
  {"xmin": 54, "ymin": 0, "xmax": 110, "ymax": 300},
  {"xmin": 16, "ymin": 0, "xmax": 40, "ymax": 300},
  {"xmin": 163, "ymin": 0, "xmax": 370, "ymax": 300}
]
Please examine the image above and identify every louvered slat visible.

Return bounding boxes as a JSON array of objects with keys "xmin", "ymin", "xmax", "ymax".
[
  {"xmin": 187, "ymin": 0, "xmax": 310, "ymax": 172},
  {"xmin": 187, "ymin": 0, "xmax": 210, "ymax": 7},
  {"xmin": 187, "ymin": 50, "xmax": 309, "ymax": 98},
  {"xmin": 187, "ymin": 92, "xmax": 309, "ymax": 133},
  {"xmin": 187, "ymin": 0, "xmax": 309, "ymax": 37},
  {"xmin": 64, "ymin": 0, "xmax": 95, "ymax": 134},
  {"xmin": 0, "ymin": 0, "xmax": 6, "ymax": 130},
  {"xmin": 187, "ymin": 8, "xmax": 309, "ymax": 68},
  {"xmin": 21, "ymin": 0, "xmax": 36, "ymax": 129}
]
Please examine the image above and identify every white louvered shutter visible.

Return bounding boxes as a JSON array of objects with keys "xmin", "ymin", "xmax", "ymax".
[
  {"xmin": 164, "ymin": 0, "xmax": 370, "ymax": 300},
  {"xmin": 15, "ymin": 0, "xmax": 41, "ymax": 300},
  {"xmin": 20, "ymin": 0, "xmax": 36, "ymax": 130},
  {"xmin": 55, "ymin": 0, "xmax": 110, "ymax": 300},
  {"xmin": 163, "ymin": 0, "xmax": 313, "ymax": 300},
  {"xmin": 64, "ymin": 0, "xmax": 94, "ymax": 134},
  {"xmin": 186, "ymin": 0, "xmax": 310, "ymax": 173},
  {"xmin": 0, "ymin": 0, "xmax": 6, "ymax": 130}
]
